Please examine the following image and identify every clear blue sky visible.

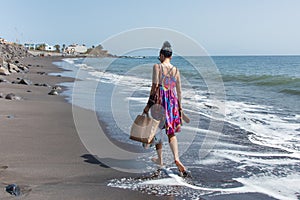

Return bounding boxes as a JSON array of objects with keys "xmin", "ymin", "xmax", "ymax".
[{"xmin": 1, "ymin": 0, "xmax": 300, "ymax": 55}]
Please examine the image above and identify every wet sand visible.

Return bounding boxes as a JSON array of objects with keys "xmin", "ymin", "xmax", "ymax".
[
  {"xmin": 0, "ymin": 56, "xmax": 280, "ymax": 200},
  {"xmin": 0, "ymin": 56, "xmax": 166, "ymax": 199}
]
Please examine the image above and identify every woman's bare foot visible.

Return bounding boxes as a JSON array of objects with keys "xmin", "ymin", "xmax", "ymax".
[
  {"xmin": 175, "ymin": 160, "xmax": 186, "ymax": 172},
  {"xmin": 151, "ymin": 157, "xmax": 164, "ymax": 166},
  {"xmin": 175, "ymin": 160, "xmax": 191, "ymax": 177}
]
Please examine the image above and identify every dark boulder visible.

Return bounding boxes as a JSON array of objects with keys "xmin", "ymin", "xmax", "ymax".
[
  {"xmin": 18, "ymin": 79, "xmax": 32, "ymax": 85},
  {"xmin": 48, "ymin": 89, "xmax": 58, "ymax": 95},
  {"xmin": 5, "ymin": 93, "xmax": 21, "ymax": 100}
]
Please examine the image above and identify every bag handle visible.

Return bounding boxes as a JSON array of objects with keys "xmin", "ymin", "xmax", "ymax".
[{"xmin": 142, "ymin": 110, "xmax": 150, "ymax": 117}]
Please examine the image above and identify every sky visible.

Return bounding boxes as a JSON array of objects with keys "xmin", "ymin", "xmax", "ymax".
[{"xmin": 1, "ymin": 0, "xmax": 300, "ymax": 56}]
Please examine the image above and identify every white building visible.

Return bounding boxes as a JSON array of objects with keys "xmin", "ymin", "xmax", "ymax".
[
  {"xmin": 44, "ymin": 44, "xmax": 56, "ymax": 51},
  {"xmin": 65, "ymin": 44, "xmax": 87, "ymax": 54},
  {"xmin": 24, "ymin": 43, "xmax": 36, "ymax": 49},
  {"xmin": 24, "ymin": 43, "xmax": 56, "ymax": 51},
  {"xmin": 0, "ymin": 38, "xmax": 8, "ymax": 44}
]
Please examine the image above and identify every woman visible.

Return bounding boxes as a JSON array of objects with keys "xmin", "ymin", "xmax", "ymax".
[{"xmin": 144, "ymin": 41, "xmax": 189, "ymax": 177}]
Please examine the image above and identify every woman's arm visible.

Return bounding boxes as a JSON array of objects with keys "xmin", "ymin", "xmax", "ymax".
[
  {"xmin": 176, "ymin": 69, "xmax": 182, "ymax": 110},
  {"xmin": 144, "ymin": 64, "xmax": 160, "ymax": 113}
]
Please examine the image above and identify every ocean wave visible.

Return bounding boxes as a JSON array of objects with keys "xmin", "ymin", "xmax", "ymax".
[
  {"xmin": 222, "ymin": 74, "xmax": 300, "ymax": 87},
  {"xmin": 68, "ymin": 58, "xmax": 300, "ymax": 156},
  {"xmin": 62, "ymin": 58, "xmax": 79, "ymax": 64},
  {"xmin": 57, "ymin": 57, "xmax": 300, "ymax": 200},
  {"xmin": 280, "ymin": 88, "xmax": 300, "ymax": 96}
]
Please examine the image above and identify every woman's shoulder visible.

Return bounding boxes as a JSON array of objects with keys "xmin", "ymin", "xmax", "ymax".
[
  {"xmin": 172, "ymin": 65, "xmax": 180, "ymax": 73},
  {"xmin": 173, "ymin": 66, "xmax": 180, "ymax": 78},
  {"xmin": 153, "ymin": 63, "xmax": 161, "ymax": 70}
]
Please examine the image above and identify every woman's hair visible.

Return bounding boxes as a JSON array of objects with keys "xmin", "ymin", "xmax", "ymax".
[{"xmin": 160, "ymin": 41, "xmax": 172, "ymax": 58}]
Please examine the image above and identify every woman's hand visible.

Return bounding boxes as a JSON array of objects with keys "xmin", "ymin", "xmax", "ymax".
[{"xmin": 143, "ymin": 105, "xmax": 150, "ymax": 114}]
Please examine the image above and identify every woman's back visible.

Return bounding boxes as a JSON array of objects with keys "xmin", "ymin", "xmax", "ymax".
[
  {"xmin": 160, "ymin": 64, "xmax": 178, "ymax": 91},
  {"xmin": 158, "ymin": 63, "xmax": 181, "ymax": 135}
]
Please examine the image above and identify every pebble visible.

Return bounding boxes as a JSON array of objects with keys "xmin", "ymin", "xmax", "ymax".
[
  {"xmin": 0, "ymin": 78, "xmax": 9, "ymax": 83},
  {"xmin": 48, "ymin": 89, "xmax": 58, "ymax": 95},
  {"xmin": 18, "ymin": 79, "xmax": 32, "ymax": 85},
  {"xmin": 7, "ymin": 115, "xmax": 15, "ymax": 119},
  {"xmin": 34, "ymin": 83, "xmax": 50, "ymax": 87},
  {"xmin": 5, "ymin": 184, "xmax": 21, "ymax": 196},
  {"xmin": 5, "ymin": 93, "xmax": 22, "ymax": 100}
]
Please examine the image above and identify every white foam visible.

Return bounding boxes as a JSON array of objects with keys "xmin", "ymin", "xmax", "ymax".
[
  {"xmin": 195, "ymin": 157, "xmax": 226, "ymax": 165},
  {"xmin": 218, "ymin": 149, "xmax": 300, "ymax": 159},
  {"xmin": 86, "ymin": 77, "xmax": 101, "ymax": 82},
  {"xmin": 137, "ymin": 168, "xmax": 300, "ymax": 200},
  {"xmin": 214, "ymin": 150, "xmax": 300, "ymax": 166},
  {"xmin": 66, "ymin": 58, "xmax": 300, "ymax": 156},
  {"xmin": 126, "ymin": 97, "xmax": 148, "ymax": 103},
  {"xmin": 140, "ymin": 168, "xmax": 220, "ymax": 191},
  {"xmin": 88, "ymin": 70, "xmax": 151, "ymax": 88},
  {"xmin": 235, "ymin": 174, "xmax": 300, "ymax": 200},
  {"xmin": 75, "ymin": 63, "xmax": 95, "ymax": 70},
  {"xmin": 78, "ymin": 59, "xmax": 300, "ymax": 157},
  {"xmin": 69, "ymin": 58, "xmax": 300, "ymax": 200},
  {"xmin": 224, "ymin": 100, "xmax": 300, "ymax": 154},
  {"xmin": 62, "ymin": 58, "xmax": 78, "ymax": 64}
]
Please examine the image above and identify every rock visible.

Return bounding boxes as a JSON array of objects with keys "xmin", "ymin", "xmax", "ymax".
[
  {"xmin": 48, "ymin": 89, "xmax": 58, "ymax": 95},
  {"xmin": 0, "ymin": 67, "xmax": 10, "ymax": 75},
  {"xmin": 2, "ymin": 61, "xmax": 8, "ymax": 68},
  {"xmin": 18, "ymin": 65, "xmax": 29, "ymax": 72},
  {"xmin": 5, "ymin": 93, "xmax": 21, "ymax": 100},
  {"xmin": 0, "ymin": 78, "xmax": 9, "ymax": 83},
  {"xmin": 0, "ymin": 93, "xmax": 4, "ymax": 98},
  {"xmin": 8, "ymin": 63, "xmax": 20, "ymax": 73},
  {"xmin": 34, "ymin": 83, "xmax": 50, "ymax": 87},
  {"xmin": 18, "ymin": 79, "xmax": 32, "ymax": 85},
  {"xmin": 0, "ymin": 57, "xmax": 3, "ymax": 67},
  {"xmin": 52, "ymin": 86, "xmax": 62, "ymax": 90},
  {"xmin": 43, "ymin": 83, "xmax": 50, "ymax": 87},
  {"xmin": 6, "ymin": 184, "xmax": 21, "ymax": 196}
]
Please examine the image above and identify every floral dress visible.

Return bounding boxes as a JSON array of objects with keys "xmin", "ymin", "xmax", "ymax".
[{"xmin": 159, "ymin": 65, "xmax": 181, "ymax": 135}]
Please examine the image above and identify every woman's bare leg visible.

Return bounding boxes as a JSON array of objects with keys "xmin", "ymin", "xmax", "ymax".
[
  {"xmin": 168, "ymin": 134, "xmax": 186, "ymax": 172},
  {"xmin": 152, "ymin": 143, "xmax": 163, "ymax": 166},
  {"xmin": 168, "ymin": 134, "xmax": 179, "ymax": 161}
]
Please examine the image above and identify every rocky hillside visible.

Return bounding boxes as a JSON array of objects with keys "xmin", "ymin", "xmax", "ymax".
[
  {"xmin": 86, "ymin": 45, "xmax": 115, "ymax": 57},
  {"xmin": 0, "ymin": 42, "xmax": 31, "ymax": 75}
]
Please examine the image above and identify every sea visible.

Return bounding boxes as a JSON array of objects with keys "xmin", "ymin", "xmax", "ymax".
[{"xmin": 53, "ymin": 56, "xmax": 300, "ymax": 200}]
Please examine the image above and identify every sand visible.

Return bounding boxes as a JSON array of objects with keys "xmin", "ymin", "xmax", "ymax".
[{"xmin": 0, "ymin": 56, "xmax": 166, "ymax": 200}]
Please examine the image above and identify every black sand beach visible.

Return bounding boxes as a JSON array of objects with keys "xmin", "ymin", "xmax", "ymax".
[
  {"xmin": 0, "ymin": 56, "xmax": 169, "ymax": 199},
  {"xmin": 1, "ymin": 49, "xmax": 299, "ymax": 200}
]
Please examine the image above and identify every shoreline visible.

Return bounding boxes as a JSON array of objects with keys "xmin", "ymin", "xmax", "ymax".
[
  {"xmin": 52, "ymin": 56, "xmax": 289, "ymax": 200},
  {"xmin": 0, "ymin": 56, "xmax": 165, "ymax": 199},
  {"xmin": 1, "ymin": 55, "xmax": 293, "ymax": 200}
]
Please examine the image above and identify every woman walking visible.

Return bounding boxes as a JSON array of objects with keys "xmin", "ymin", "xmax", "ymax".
[{"xmin": 144, "ymin": 41, "xmax": 189, "ymax": 177}]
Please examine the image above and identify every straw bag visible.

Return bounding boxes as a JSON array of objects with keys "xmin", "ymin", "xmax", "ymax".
[{"xmin": 130, "ymin": 113, "xmax": 159, "ymax": 144}]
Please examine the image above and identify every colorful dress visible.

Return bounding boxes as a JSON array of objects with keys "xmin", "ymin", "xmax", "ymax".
[{"xmin": 160, "ymin": 65, "xmax": 181, "ymax": 135}]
